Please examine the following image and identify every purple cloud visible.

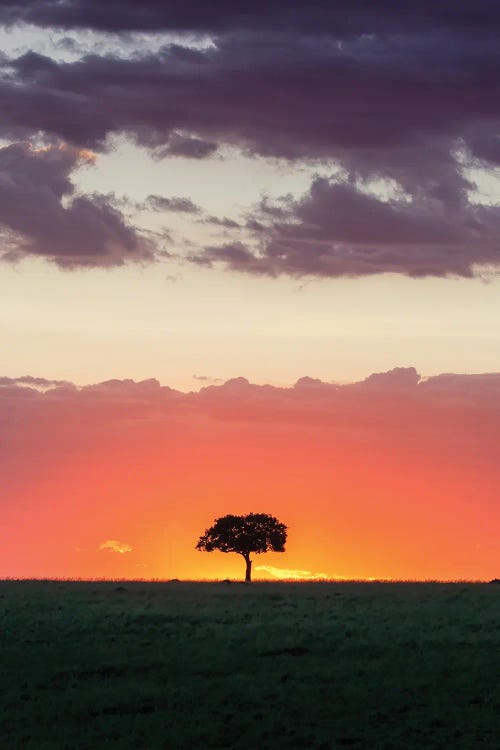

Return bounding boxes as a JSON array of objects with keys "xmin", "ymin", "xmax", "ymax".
[
  {"xmin": 4, "ymin": 32, "xmax": 499, "ymax": 161},
  {"xmin": 0, "ymin": 5, "xmax": 499, "ymax": 275},
  {"xmin": 0, "ymin": 142, "xmax": 154, "ymax": 267},
  {"xmin": 143, "ymin": 194, "xmax": 201, "ymax": 214},
  {"xmin": 194, "ymin": 177, "xmax": 500, "ymax": 278},
  {"xmin": 1, "ymin": 1, "xmax": 499, "ymax": 36}
]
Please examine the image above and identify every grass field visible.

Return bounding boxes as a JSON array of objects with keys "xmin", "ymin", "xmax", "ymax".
[{"xmin": 0, "ymin": 581, "xmax": 498, "ymax": 749}]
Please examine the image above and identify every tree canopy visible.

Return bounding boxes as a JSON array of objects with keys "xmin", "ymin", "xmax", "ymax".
[{"xmin": 196, "ymin": 513, "xmax": 287, "ymax": 582}]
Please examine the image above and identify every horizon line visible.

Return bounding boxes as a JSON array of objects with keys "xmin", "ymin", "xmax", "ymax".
[{"xmin": 0, "ymin": 577, "xmax": 495, "ymax": 584}]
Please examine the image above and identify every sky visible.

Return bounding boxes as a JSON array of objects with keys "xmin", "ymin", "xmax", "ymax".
[{"xmin": 0, "ymin": 1, "xmax": 499, "ymax": 580}]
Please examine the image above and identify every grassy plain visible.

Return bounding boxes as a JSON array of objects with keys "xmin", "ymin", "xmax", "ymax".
[{"xmin": 0, "ymin": 580, "xmax": 498, "ymax": 749}]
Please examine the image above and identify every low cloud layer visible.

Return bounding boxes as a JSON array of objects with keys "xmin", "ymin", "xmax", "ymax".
[
  {"xmin": 2, "ymin": 368, "xmax": 498, "ymax": 457},
  {"xmin": 0, "ymin": 4, "xmax": 499, "ymax": 275}
]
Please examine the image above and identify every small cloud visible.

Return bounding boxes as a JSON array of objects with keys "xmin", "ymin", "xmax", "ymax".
[
  {"xmin": 201, "ymin": 215, "xmax": 241, "ymax": 229},
  {"xmin": 154, "ymin": 133, "xmax": 218, "ymax": 160},
  {"xmin": 74, "ymin": 546, "xmax": 88, "ymax": 553},
  {"xmin": 255, "ymin": 565, "xmax": 329, "ymax": 580},
  {"xmin": 99, "ymin": 539, "xmax": 133, "ymax": 554},
  {"xmin": 135, "ymin": 563, "xmax": 148, "ymax": 568},
  {"xmin": 193, "ymin": 374, "xmax": 223, "ymax": 383},
  {"xmin": 143, "ymin": 194, "xmax": 201, "ymax": 214}
]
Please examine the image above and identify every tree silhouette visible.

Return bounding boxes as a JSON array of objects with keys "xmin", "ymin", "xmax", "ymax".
[{"xmin": 196, "ymin": 513, "xmax": 287, "ymax": 582}]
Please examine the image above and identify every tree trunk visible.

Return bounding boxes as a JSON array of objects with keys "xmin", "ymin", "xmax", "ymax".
[{"xmin": 244, "ymin": 555, "xmax": 252, "ymax": 583}]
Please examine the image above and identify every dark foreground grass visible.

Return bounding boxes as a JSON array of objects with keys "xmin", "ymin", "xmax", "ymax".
[{"xmin": 0, "ymin": 581, "xmax": 498, "ymax": 749}]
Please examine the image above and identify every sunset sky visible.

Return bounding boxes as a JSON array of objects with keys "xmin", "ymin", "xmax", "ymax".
[{"xmin": 0, "ymin": 1, "xmax": 498, "ymax": 581}]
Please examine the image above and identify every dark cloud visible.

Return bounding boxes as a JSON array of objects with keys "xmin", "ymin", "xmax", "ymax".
[
  {"xmin": 1, "ymin": 1, "xmax": 499, "ymax": 36},
  {"xmin": 194, "ymin": 177, "xmax": 500, "ymax": 278},
  {"xmin": 143, "ymin": 194, "xmax": 201, "ymax": 214},
  {"xmin": 202, "ymin": 216, "xmax": 241, "ymax": 229},
  {"xmin": 0, "ymin": 6, "xmax": 499, "ymax": 276},
  {"xmin": 3, "ymin": 30, "xmax": 499, "ymax": 159},
  {"xmin": 191, "ymin": 242, "xmax": 266, "ymax": 274},
  {"xmin": 0, "ymin": 142, "xmax": 154, "ymax": 267}
]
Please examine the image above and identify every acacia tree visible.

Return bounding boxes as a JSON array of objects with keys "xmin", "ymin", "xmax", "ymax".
[{"xmin": 196, "ymin": 513, "xmax": 287, "ymax": 582}]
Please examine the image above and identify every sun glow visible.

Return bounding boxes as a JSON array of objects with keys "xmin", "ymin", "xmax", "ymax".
[{"xmin": 255, "ymin": 565, "xmax": 329, "ymax": 581}]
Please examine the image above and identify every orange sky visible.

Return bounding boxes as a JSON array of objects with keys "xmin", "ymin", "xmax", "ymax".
[
  {"xmin": 1, "ymin": 9, "xmax": 500, "ymax": 587},
  {"xmin": 1, "ymin": 370, "xmax": 497, "ymax": 581}
]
